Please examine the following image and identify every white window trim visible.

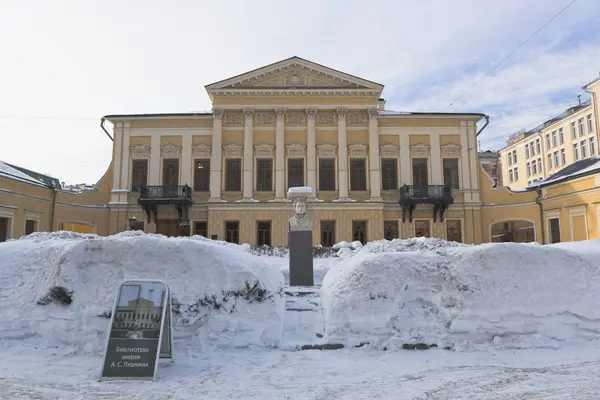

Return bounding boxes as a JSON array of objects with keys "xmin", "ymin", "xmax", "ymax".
[
  {"xmin": 569, "ymin": 206, "xmax": 588, "ymax": 242},
  {"xmin": 380, "ymin": 144, "xmax": 400, "ymax": 191},
  {"xmin": 285, "ymin": 145, "xmax": 307, "ymax": 193},
  {"xmin": 316, "ymin": 143, "xmax": 338, "ymax": 192},
  {"xmin": 159, "ymin": 143, "xmax": 182, "ymax": 185},
  {"xmin": 222, "ymin": 144, "xmax": 243, "ymax": 192},
  {"xmin": 444, "ymin": 218, "xmax": 464, "ymax": 243},
  {"xmin": 253, "ymin": 143, "xmax": 275, "ymax": 192}
]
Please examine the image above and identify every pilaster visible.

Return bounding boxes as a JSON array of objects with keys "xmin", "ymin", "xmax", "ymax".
[
  {"xmin": 149, "ymin": 134, "xmax": 161, "ymax": 186},
  {"xmin": 430, "ymin": 133, "xmax": 442, "ymax": 185},
  {"xmin": 242, "ymin": 108, "xmax": 254, "ymax": 200},
  {"xmin": 399, "ymin": 133, "xmax": 411, "ymax": 185},
  {"xmin": 336, "ymin": 108, "xmax": 349, "ymax": 200},
  {"xmin": 120, "ymin": 123, "xmax": 131, "ymax": 191},
  {"xmin": 275, "ymin": 108, "xmax": 286, "ymax": 200},
  {"xmin": 306, "ymin": 108, "xmax": 317, "ymax": 198},
  {"xmin": 209, "ymin": 108, "xmax": 224, "ymax": 201},
  {"xmin": 367, "ymin": 108, "xmax": 382, "ymax": 201},
  {"xmin": 460, "ymin": 122, "xmax": 472, "ymax": 200},
  {"xmin": 181, "ymin": 134, "xmax": 193, "ymax": 187}
]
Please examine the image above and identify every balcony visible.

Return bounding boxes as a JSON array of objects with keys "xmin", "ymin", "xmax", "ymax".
[
  {"xmin": 398, "ymin": 184, "xmax": 454, "ymax": 223},
  {"xmin": 137, "ymin": 185, "xmax": 193, "ymax": 224}
]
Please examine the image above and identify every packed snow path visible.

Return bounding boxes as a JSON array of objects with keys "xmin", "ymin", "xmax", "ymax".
[{"xmin": 282, "ymin": 285, "xmax": 333, "ymax": 350}]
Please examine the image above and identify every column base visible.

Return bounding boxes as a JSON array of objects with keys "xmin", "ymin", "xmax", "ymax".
[{"xmin": 366, "ymin": 197, "xmax": 383, "ymax": 202}]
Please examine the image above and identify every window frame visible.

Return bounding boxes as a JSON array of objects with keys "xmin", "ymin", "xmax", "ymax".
[
  {"xmin": 131, "ymin": 159, "xmax": 149, "ymax": 192},
  {"xmin": 381, "ymin": 158, "xmax": 398, "ymax": 191},
  {"xmin": 256, "ymin": 221, "xmax": 271, "ymax": 247},
  {"xmin": 193, "ymin": 221, "xmax": 208, "ymax": 238},
  {"xmin": 225, "ymin": 221, "xmax": 239, "ymax": 244},
  {"xmin": 255, "ymin": 158, "xmax": 274, "ymax": 192},
  {"xmin": 442, "ymin": 158, "xmax": 459, "ymax": 189},
  {"xmin": 414, "ymin": 219, "xmax": 431, "ymax": 238},
  {"xmin": 350, "ymin": 158, "xmax": 367, "ymax": 191},
  {"xmin": 352, "ymin": 220, "xmax": 367, "ymax": 244},
  {"xmin": 318, "ymin": 157, "xmax": 336, "ymax": 191},
  {"xmin": 193, "ymin": 159, "xmax": 210, "ymax": 192},
  {"xmin": 446, "ymin": 219, "xmax": 462, "ymax": 243},
  {"xmin": 383, "ymin": 220, "xmax": 399, "ymax": 241},
  {"xmin": 224, "ymin": 158, "xmax": 242, "ymax": 192},
  {"xmin": 287, "ymin": 158, "xmax": 305, "ymax": 189},
  {"xmin": 320, "ymin": 220, "xmax": 336, "ymax": 247}
]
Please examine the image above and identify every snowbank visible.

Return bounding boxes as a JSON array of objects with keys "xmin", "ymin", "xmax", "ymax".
[
  {"xmin": 321, "ymin": 238, "xmax": 600, "ymax": 351},
  {"xmin": 0, "ymin": 231, "xmax": 285, "ymax": 355}
]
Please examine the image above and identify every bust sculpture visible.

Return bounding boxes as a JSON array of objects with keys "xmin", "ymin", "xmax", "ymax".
[{"xmin": 288, "ymin": 197, "xmax": 312, "ymax": 231}]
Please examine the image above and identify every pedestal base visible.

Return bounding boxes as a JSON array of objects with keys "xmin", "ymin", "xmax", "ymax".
[{"xmin": 288, "ymin": 230, "xmax": 314, "ymax": 286}]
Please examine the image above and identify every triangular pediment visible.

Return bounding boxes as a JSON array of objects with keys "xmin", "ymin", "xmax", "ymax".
[{"xmin": 205, "ymin": 57, "xmax": 384, "ymax": 94}]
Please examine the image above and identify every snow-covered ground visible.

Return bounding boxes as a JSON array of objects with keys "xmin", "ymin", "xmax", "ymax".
[{"xmin": 1, "ymin": 232, "xmax": 600, "ymax": 399}]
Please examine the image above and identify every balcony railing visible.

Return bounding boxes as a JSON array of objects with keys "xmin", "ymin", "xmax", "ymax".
[
  {"xmin": 138, "ymin": 185, "xmax": 192, "ymax": 202},
  {"xmin": 398, "ymin": 184, "xmax": 454, "ymax": 223}
]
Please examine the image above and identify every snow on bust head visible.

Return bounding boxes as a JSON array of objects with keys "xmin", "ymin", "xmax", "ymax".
[{"xmin": 287, "ymin": 186, "xmax": 313, "ymax": 198}]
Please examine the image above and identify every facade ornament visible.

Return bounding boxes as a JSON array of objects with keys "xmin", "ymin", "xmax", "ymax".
[
  {"xmin": 274, "ymin": 108, "xmax": 286, "ymax": 119},
  {"xmin": 441, "ymin": 143, "xmax": 462, "ymax": 158},
  {"xmin": 348, "ymin": 111, "xmax": 367, "ymax": 125},
  {"xmin": 336, "ymin": 108, "xmax": 348, "ymax": 120},
  {"xmin": 316, "ymin": 143, "xmax": 337, "ymax": 157},
  {"xmin": 348, "ymin": 143, "xmax": 368, "ymax": 158},
  {"xmin": 316, "ymin": 111, "xmax": 336, "ymax": 125},
  {"xmin": 160, "ymin": 143, "xmax": 182, "ymax": 159},
  {"xmin": 368, "ymin": 108, "xmax": 379, "ymax": 119},
  {"xmin": 380, "ymin": 144, "xmax": 399, "ymax": 158},
  {"xmin": 243, "ymin": 109, "xmax": 254, "ymax": 120},
  {"xmin": 224, "ymin": 112, "xmax": 243, "ymax": 125},
  {"xmin": 130, "ymin": 144, "xmax": 150, "ymax": 159},
  {"xmin": 410, "ymin": 143, "xmax": 431, "ymax": 158},
  {"xmin": 254, "ymin": 143, "xmax": 274, "ymax": 157},
  {"xmin": 305, "ymin": 108, "xmax": 317, "ymax": 120},
  {"xmin": 287, "ymin": 111, "xmax": 305, "ymax": 124},
  {"xmin": 256, "ymin": 111, "xmax": 275, "ymax": 124},
  {"xmin": 223, "ymin": 144, "xmax": 243, "ymax": 158},
  {"xmin": 192, "ymin": 144, "xmax": 212, "ymax": 158},
  {"xmin": 212, "ymin": 108, "xmax": 225, "ymax": 119},
  {"xmin": 286, "ymin": 143, "xmax": 306, "ymax": 157}
]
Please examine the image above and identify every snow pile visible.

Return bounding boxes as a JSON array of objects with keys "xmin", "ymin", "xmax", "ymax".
[
  {"xmin": 0, "ymin": 231, "xmax": 285, "ymax": 355},
  {"xmin": 321, "ymin": 239, "xmax": 600, "ymax": 351}
]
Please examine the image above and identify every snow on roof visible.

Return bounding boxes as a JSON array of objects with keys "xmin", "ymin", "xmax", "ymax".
[
  {"xmin": 526, "ymin": 156, "xmax": 600, "ymax": 189},
  {"xmin": 378, "ymin": 110, "xmax": 411, "ymax": 115},
  {"xmin": 0, "ymin": 161, "xmax": 46, "ymax": 186},
  {"xmin": 287, "ymin": 186, "xmax": 313, "ymax": 196}
]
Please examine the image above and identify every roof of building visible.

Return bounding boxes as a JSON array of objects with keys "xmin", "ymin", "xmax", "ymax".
[
  {"xmin": 526, "ymin": 156, "xmax": 600, "ymax": 189},
  {"xmin": 0, "ymin": 161, "xmax": 60, "ymax": 188},
  {"xmin": 583, "ymin": 75, "xmax": 600, "ymax": 89}
]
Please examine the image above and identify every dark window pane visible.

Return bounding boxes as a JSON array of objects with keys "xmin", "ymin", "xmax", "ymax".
[
  {"xmin": 0, "ymin": 217, "xmax": 8, "ymax": 242},
  {"xmin": 381, "ymin": 159, "xmax": 398, "ymax": 191},
  {"xmin": 384, "ymin": 220, "xmax": 398, "ymax": 240},
  {"xmin": 350, "ymin": 159, "xmax": 367, "ymax": 191},
  {"xmin": 352, "ymin": 221, "xmax": 367, "ymax": 243},
  {"xmin": 257, "ymin": 159, "xmax": 273, "ymax": 191},
  {"xmin": 25, "ymin": 220, "xmax": 36, "ymax": 235},
  {"xmin": 131, "ymin": 160, "xmax": 148, "ymax": 192},
  {"xmin": 320, "ymin": 220, "xmax": 335, "ymax": 247},
  {"xmin": 446, "ymin": 220, "xmax": 462, "ymax": 242},
  {"xmin": 163, "ymin": 159, "xmax": 179, "ymax": 187},
  {"xmin": 257, "ymin": 221, "xmax": 271, "ymax": 246},
  {"xmin": 412, "ymin": 158, "xmax": 428, "ymax": 186},
  {"xmin": 415, "ymin": 220, "xmax": 430, "ymax": 237},
  {"xmin": 194, "ymin": 160, "xmax": 210, "ymax": 192},
  {"xmin": 225, "ymin": 221, "xmax": 239, "ymax": 244},
  {"xmin": 194, "ymin": 221, "xmax": 208, "ymax": 237},
  {"xmin": 288, "ymin": 159, "xmax": 304, "ymax": 188},
  {"xmin": 319, "ymin": 158, "xmax": 335, "ymax": 191},
  {"xmin": 225, "ymin": 159, "xmax": 241, "ymax": 191},
  {"xmin": 443, "ymin": 159, "xmax": 459, "ymax": 189},
  {"xmin": 549, "ymin": 218, "xmax": 561, "ymax": 243}
]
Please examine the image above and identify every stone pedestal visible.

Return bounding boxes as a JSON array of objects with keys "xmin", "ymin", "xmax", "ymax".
[{"xmin": 288, "ymin": 230, "xmax": 314, "ymax": 286}]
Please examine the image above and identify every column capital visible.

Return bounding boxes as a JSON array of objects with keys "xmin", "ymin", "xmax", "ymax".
[
  {"xmin": 243, "ymin": 108, "xmax": 254, "ymax": 119},
  {"xmin": 212, "ymin": 107, "xmax": 224, "ymax": 119},
  {"xmin": 368, "ymin": 108, "xmax": 378, "ymax": 119},
  {"xmin": 274, "ymin": 108, "xmax": 286, "ymax": 119},
  {"xmin": 305, "ymin": 108, "xmax": 317, "ymax": 119},
  {"xmin": 336, "ymin": 108, "xmax": 348, "ymax": 120}
]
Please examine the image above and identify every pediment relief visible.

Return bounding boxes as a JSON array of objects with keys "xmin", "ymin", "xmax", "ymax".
[
  {"xmin": 130, "ymin": 144, "xmax": 150, "ymax": 158},
  {"xmin": 410, "ymin": 143, "xmax": 430, "ymax": 158},
  {"xmin": 441, "ymin": 143, "xmax": 461, "ymax": 158},
  {"xmin": 192, "ymin": 144, "xmax": 211, "ymax": 158},
  {"xmin": 317, "ymin": 143, "xmax": 337, "ymax": 157},
  {"xmin": 254, "ymin": 143, "xmax": 274, "ymax": 157},
  {"xmin": 380, "ymin": 144, "xmax": 399, "ymax": 158},
  {"xmin": 286, "ymin": 143, "xmax": 306, "ymax": 157},
  {"xmin": 160, "ymin": 143, "xmax": 182, "ymax": 158},
  {"xmin": 348, "ymin": 143, "xmax": 368, "ymax": 158},
  {"xmin": 223, "ymin": 144, "xmax": 243, "ymax": 158}
]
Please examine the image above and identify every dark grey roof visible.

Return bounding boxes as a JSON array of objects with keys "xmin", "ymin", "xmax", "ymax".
[{"xmin": 5, "ymin": 163, "xmax": 61, "ymax": 189}]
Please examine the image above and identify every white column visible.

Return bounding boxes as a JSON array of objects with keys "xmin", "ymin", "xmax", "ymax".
[
  {"xmin": 242, "ymin": 108, "xmax": 254, "ymax": 200},
  {"xmin": 367, "ymin": 108, "xmax": 382, "ymax": 201},
  {"xmin": 460, "ymin": 122, "xmax": 471, "ymax": 200},
  {"xmin": 274, "ymin": 108, "xmax": 286, "ymax": 200},
  {"xmin": 400, "ymin": 133, "xmax": 411, "ymax": 185},
  {"xmin": 467, "ymin": 121, "xmax": 480, "ymax": 202},
  {"xmin": 120, "ymin": 123, "xmax": 131, "ymax": 191},
  {"xmin": 111, "ymin": 123, "xmax": 123, "ymax": 191},
  {"xmin": 430, "ymin": 133, "xmax": 442, "ymax": 185},
  {"xmin": 337, "ymin": 109, "xmax": 349, "ymax": 200},
  {"xmin": 181, "ymin": 134, "xmax": 192, "ymax": 187},
  {"xmin": 149, "ymin": 134, "xmax": 161, "ymax": 185},
  {"xmin": 209, "ymin": 108, "xmax": 224, "ymax": 201},
  {"xmin": 306, "ymin": 108, "xmax": 317, "ymax": 198}
]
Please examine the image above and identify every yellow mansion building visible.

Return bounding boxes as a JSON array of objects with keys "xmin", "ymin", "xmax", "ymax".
[{"xmin": 1, "ymin": 58, "xmax": 599, "ymax": 246}]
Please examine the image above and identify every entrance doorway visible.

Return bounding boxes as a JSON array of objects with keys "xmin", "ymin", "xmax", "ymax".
[{"xmin": 156, "ymin": 219, "xmax": 189, "ymax": 237}]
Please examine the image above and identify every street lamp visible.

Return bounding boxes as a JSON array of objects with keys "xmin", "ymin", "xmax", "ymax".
[{"xmin": 128, "ymin": 216, "xmax": 137, "ymax": 231}]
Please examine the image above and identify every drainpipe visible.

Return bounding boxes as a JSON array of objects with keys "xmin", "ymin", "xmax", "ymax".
[
  {"xmin": 50, "ymin": 184, "xmax": 58, "ymax": 232},
  {"xmin": 476, "ymin": 115, "xmax": 490, "ymax": 137},
  {"xmin": 535, "ymin": 186, "xmax": 545, "ymax": 244},
  {"xmin": 101, "ymin": 117, "xmax": 114, "ymax": 141}
]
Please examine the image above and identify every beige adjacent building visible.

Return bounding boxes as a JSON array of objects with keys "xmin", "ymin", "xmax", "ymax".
[{"xmin": 500, "ymin": 97, "xmax": 598, "ymax": 190}]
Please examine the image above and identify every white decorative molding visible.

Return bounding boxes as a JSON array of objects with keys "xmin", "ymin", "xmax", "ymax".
[
  {"xmin": 317, "ymin": 143, "xmax": 337, "ymax": 157},
  {"xmin": 274, "ymin": 108, "xmax": 286, "ymax": 119},
  {"xmin": 287, "ymin": 112, "xmax": 305, "ymax": 124},
  {"xmin": 286, "ymin": 143, "xmax": 306, "ymax": 157},
  {"xmin": 225, "ymin": 112, "xmax": 243, "ymax": 125},
  {"xmin": 212, "ymin": 108, "xmax": 224, "ymax": 119},
  {"xmin": 348, "ymin": 143, "xmax": 368, "ymax": 158},
  {"xmin": 317, "ymin": 112, "xmax": 336, "ymax": 125},
  {"xmin": 256, "ymin": 111, "xmax": 274, "ymax": 124},
  {"xmin": 410, "ymin": 143, "xmax": 430, "ymax": 158},
  {"xmin": 336, "ymin": 108, "xmax": 348, "ymax": 120},
  {"xmin": 254, "ymin": 143, "xmax": 274, "ymax": 157},
  {"xmin": 305, "ymin": 108, "xmax": 317, "ymax": 120},
  {"xmin": 129, "ymin": 144, "xmax": 150, "ymax": 159},
  {"xmin": 160, "ymin": 143, "xmax": 182, "ymax": 159},
  {"xmin": 368, "ymin": 108, "xmax": 378, "ymax": 119},
  {"xmin": 348, "ymin": 111, "xmax": 367, "ymax": 125},
  {"xmin": 192, "ymin": 144, "xmax": 212, "ymax": 158},
  {"xmin": 380, "ymin": 144, "xmax": 399, "ymax": 158},
  {"xmin": 243, "ymin": 109, "xmax": 254, "ymax": 120},
  {"xmin": 441, "ymin": 143, "xmax": 461, "ymax": 158},
  {"xmin": 223, "ymin": 144, "xmax": 243, "ymax": 158}
]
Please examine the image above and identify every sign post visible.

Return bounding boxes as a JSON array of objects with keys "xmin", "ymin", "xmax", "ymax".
[{"xmin": 99, "ymin": 279, "xmax": 173, "ymax": 381}]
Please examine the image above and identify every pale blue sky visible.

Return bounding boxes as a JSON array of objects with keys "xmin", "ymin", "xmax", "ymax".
[{"xmin": 1, "ymin": 0, "xmax": 599, "ymax": 184}]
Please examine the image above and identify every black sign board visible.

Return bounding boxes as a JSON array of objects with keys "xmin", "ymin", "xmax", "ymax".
[{"xmin": 100, "ymin": 280, "xmax": 173, "ymax": 381}]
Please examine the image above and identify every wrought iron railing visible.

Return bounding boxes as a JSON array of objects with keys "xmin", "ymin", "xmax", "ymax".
[
  {"xmin": 139, "ymin": 185, "xmax": 192, "ymax": 201},
  {"xmin": 399, "ymin": 184, "xmax": 453, "ymax": 202}
]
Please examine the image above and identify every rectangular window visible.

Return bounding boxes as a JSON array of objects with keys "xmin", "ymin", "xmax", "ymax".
[
  {"xmin": 412, "ymin": 158, "xmax": 428, "ymax": 186},
  {"xmin": 581, "ymin": 140, "xmax": 588, "ymax": 158},
  {"xmin": 588, "ymin": 114, "xmax": 594, "ymax": 132},
  {"xmin": 508, "ymin": 152, "xmax": 513, "ymax": 166},
  {"xmin": 571, "ymin": 121, "xmax": 577, "ymax": 139},
  {"xmin": 131, "ymin": 160, "xmax": 148, "ymax": 192},
  {"xmin": 415, "ymin": 220, "xmax": 431, "ymax": 237},
  {"xmin": 225, "ymin": 159, "xmax": 242, "ymax": 191},
  {"xmin": 573, "ymin": 143, "xmax": 579, "ymax": 161},
  {"xmin": 561, "ymin": 148, "xmax": 566, "ymax": 165},
  {"xmin": 0, "ymin": 217, "xmax": 8, "ymax": 242},
  {"xmin": 443, "ymin": 158, "xmax": 459, "ymax": 189},
  {"xmin": 257, "ymin": 221, "xmax": 271, "ymax": 247},
  {"xmin": 536, "ymin": 138, "xmax": 541, "ymax": 154},
  {"xmin": 509, "ymin": 170, "xmax": 514, "ymax": 183},
  {"xmin": 25, "ymin": 219, "xmax": 36, "ymax": 235},
  {"xmin": 225, "ymin": 221, "xmax": 239, "ymax": 244},
  {"xmin": 194, "ymin": 221, "xmax": 208, "ymax": 237},
  {"xmin": 513, "ymin": 150, "xmax": 517, "ymax": 163},
  {"xmin": 579, "ymin": 118, "xmax": 585, "ymax": 136},
  {"xmin": 537, "ymin": 159, "xmax": 542, "ymax": 174},
  {"xmin": 545, "ymin": 134, "xmax": 551, "ymax": 149},
  {"xmin": 352, "ymin": 221, "xmax": 367, "ymax": 243},
  {"xmin": 514, "ymin": 167, "xmax": 519, "ymax": 181},
  {"xmin": 384, "ymin": 221, "xmax": 399, "ymax": 241},
  {"xmin": 193, "ymin": 159, "xmax": 210, "ymax": 192},
  {"xmin": 350, "ymin": 159, "xmax": 367, "ymax": 190},
  {"xmin": 381, "ymin": 159, "xmax": 398, "ymax": 191},
  {"xmin": 590, "ymin": 137, "xmax": 596, "ymax": 156},
  {"xmin": 559, "ymin": 128, "xmax": 564, "ymax": 145},
  {"xmin": 287, "ymin": 159, "xmax": 304, "ymax": 188},
  {"xmin": 552, "ymin": 131, "xmax": 557, "ymax": 147},
  {"xmin": 525, "ymin": 144, "xmax": 530, "ymax": 158},
  {"xmin": 162, "ymin": 159, "xmax": 179, "ymax": 187},
  {"xmin": 549, "ymin": 218, "xmax": 561, "ymax": 243},
  {"xmin": 554, "ymin": 151, "xmax": 559, "ymax": 167},
  {"xmin": 532, "ymin": 160, "xmax": 537, "ymax": 175},
  {"xmin": 526, "ymin": 162, "xmax": 531, "ymax": 177},
  {"xmin": 320, "ymin": 220, "xmax": 336, "ymax": 247},
  {"xmin": 318, "ymin": 158, "xmax": 335, "ymax": 191},
  {"xmin": 530, "ymin": 141, "xmax": 536, "ymax": 156},
  {"xmin": 256, "ymin": 159, "xmax": 273, "ymax": 191},
  {"xmin": 548, "ymin": 153, "xmax": 553, "ymax": 169},
  {"xmin": 446, "ymin": 220, "xmax": 462, "ymax": 242}
]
